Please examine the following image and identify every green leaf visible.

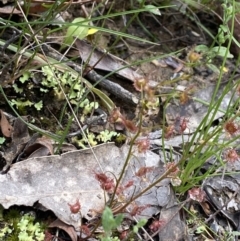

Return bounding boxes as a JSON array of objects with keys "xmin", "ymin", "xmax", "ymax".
[
  {"xmin": 11, "ymin": 99, "xmax": 33, "ymax": 109},
  {"xmin": 211, "ymin": 46, "xmax": 233, "ymax": 58},
  {"xmin": 231, "ymin": 231, "xmax": 240, "ymax": 236},
  {"xmin": 102, "ymin": 207, "xmax": 123, "ymax": 234},
  {"xmin": 13, "ymin": 84, "xmax": 23, "ymax": 93},
  {"xmin": 96, "ymin": 130, "xmax": 118, "ymax": 143},
  {"xmin": 220, "ymin": 24, "xmax": 228, "ymax": 33},
  {"xmin": 102, "ymin": 207, "xmax": 115, "ymax": 233},
  {"xmin": 79, "ymin": 98, "xmax": 89, "ymax": 108},
  {"xmin": 40, "ymin": 88, "xmax": 48, "ymax": 93},
  {"xmin": 114, "ymin": 213, "xmax": 124, "ymax": 227},
  {"xmin": 35, "ymin": 228, "xmax": 45, "ymax": 241},
  {"xmin": 64, "ymin": 17, "xmax": 89, "ymax": 46},
  {"xmin": 86, "ymin": 132, "xmax": 97, "ymax": 146},
  {"xmin": 83, "ymin": 101, "xmax": 99, "ymax": 115},
  {"xmin": 92, "ymin": 87, "xmax": 115, "ymax": 112},
  {"xmin": 18, "ymin": 217, "xmax": 29, "ymax": 231},
  {"xmin": 196, "ymin": 225, "xmax": 206, "ymax": 234},
  {"xmin": 136, "ymin": 218, "xmax": 147, "ymax": 228},
  {"xmin": 0, "ymin": 137, "xmax": 5, "ymax": 145},
  {"xmin": 206, "ymin": 63, "xmax": 220, "ymax": 74},
  {"xmin": 144, "ymin": 5, "xmax": 161, "ymax": 15},
  {"xmin": 194, "ymin": 44, "xmax": 209, "ymax": 53},
  {"xmin": 133, "ymin": 225, "xmax": 138, "ymax": 233},
  {"xmin": 19, "ymin": 71, "xmax": 31, "ymax": 83},
  {"xmin": 42, "ymin": 66, "xmax": 55, "ymax": 78},
  {"xmin": 18, "ymin": 231, "xmax": 33, "ymax": 241},
  {"xmin": 34, "ymin": 101, "xmax": 43, "ymax": 111},
  {"xmin": 132, "ymin": 219, "xmax": 147, "ymax": 233}
]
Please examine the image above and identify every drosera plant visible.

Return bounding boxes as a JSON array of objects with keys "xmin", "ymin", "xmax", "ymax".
[
  {"xmin": 160, "ymin": 0, "xmax": 240, "ymax": 194},
  {"xmin": 1, "ymin": 0, "xmax": 240, "ymax": 240},
  {"xmin": 88, "ymin": 3, "xmax": 240, "ymax": 239},
  {"xmin": 175, "ymin": 74, "xmax": 240, "ymax": 191}
]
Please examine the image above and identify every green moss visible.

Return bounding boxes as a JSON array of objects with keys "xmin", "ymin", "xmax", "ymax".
[
  {"xmin": 72, "ymin": 130, "xmax": 119, "ymax": 148},
  {"xmin": 0, "ymin": 209, "xmax": 45, "ymax": 241}
]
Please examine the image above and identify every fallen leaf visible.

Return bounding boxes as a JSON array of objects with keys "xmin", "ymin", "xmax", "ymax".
[
  {"xmin": 75, "ymin": 39, "xmax": 143, "ymax": 82},
  {"xmin": 158, "ymin": 187, "xmax": 187, "ymax": 241},
  {"xmin": 0, "ymin": 143, "xmax": 167, "ymax": 230},
  {"xmin": 0, "ymin": 110, "xmax": 13, "ymax": 137},
  {"xmin": 49, "ymin": 219, "xmax": 78, "ymax": 241},
  {"xmin": 23, "ymin": 135, "xmax": 54, "ymax": 158},
  {"xmin": 1, "ymin": 118, "xmax": 30, "ymax": 172},
  {"xmin": 166, "ymin": 84, "xmax": 239, "ymax": 133}
]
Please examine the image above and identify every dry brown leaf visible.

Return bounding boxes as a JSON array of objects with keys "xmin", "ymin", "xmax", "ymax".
[
  {"xmin": 75, "ymin": 39, "xmax": 143, "ymax": 82},
  {"xmin": 35, "ymin": 136, "xmax": 54, "ymax": 154},
  {"xmin": 23, "ymin": 135, "xmax": 54, "ymax": 158},
  {"xmin": 0, "ymin": 110, "xmax": 13, "ymax": 137},
  {"xmin": 1, "ymin": 118, "xmax": 30, "ymax": 172},
  {"xmin": 49, "ymin": 219, "xmax": 78, "ymax": 241}
]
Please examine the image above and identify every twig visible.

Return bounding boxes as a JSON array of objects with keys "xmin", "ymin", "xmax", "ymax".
[{"xmin": 86, "ymin": 70, "xmax": 139, "ymax": 105}]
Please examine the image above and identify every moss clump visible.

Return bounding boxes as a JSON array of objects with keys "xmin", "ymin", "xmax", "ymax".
[
  {"xmin": 72, "ymin": 130, "xmax": 119, "ymax": 148},
  {"xmin": 0, "ymin": 208, "xmax": 45, "ymax": 241}
]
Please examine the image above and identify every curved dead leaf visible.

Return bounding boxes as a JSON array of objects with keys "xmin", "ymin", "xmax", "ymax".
[
  {"xmin": 0, "ymin": 110, "xmax": 13, "ymax": 137},
  {"xmin": 23, "ymin": 135, "xmax": 54, "ymax": 158},
  {"xmin": 49, "ymin": 219, "xmax": 78, "ymax": 241}
]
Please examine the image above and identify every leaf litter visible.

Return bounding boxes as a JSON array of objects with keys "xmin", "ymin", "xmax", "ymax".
[
  {"xmin": 0, "ymin": 110, "xmax": 13, "ymax": 138},
  {"xmin": 1, "ymin": 1, "xmax": 240, "ymax": 240},
  {"xmin": 0, "ymin": 142, "xmax": 176, "ymax": 232}
]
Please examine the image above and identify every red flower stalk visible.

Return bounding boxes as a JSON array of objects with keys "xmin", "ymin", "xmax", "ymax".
[
  {"xmin": 116, "ymin": 180, "xmax": 134, "ymax": 195},
  {"xmin": 179, "ymin": 117, "xmax": 189, "ymax": 133},
  {"xmin": 144, "ymin": 85, "xmax": 156, "ymax": 100},
  {"xmin": 80, "ymin": 225, "xmax": 91, "ymax": 236},
  {"xmin": 174, "ymin": 116, "xmax": 189, "ymax": 134},
  {"xmin": 119, "ymin": 230, "xmax": 129, "ymax": 240},
  {"xmin": 124, "ymin": 119, "xmax": 138, "ymax": 133}
]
